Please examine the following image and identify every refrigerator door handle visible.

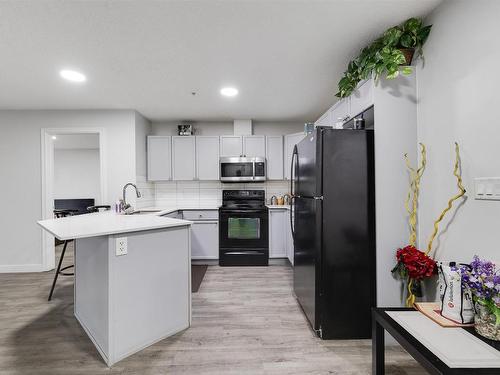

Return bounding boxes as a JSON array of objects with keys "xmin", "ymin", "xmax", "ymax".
[
  {"xmin": 290, "ymin": 145, "xmax": 299, "ymax": 241},
  {"xmin": 290, "ymin": 145, "xmax": 298, "ymax": 197}
]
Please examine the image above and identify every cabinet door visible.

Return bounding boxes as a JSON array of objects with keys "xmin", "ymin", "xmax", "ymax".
[
  {"xmin": 220, "ymin": 136, "xmax": 243, "ymax": 157},
  {"xmin": 243, "ymin": 135, "xmax": 266, "ymax": 157},
  {"xmin": 350, "ymin": 79, "xmax": 374, "ymax": 118},
  {"xmin": 196, "ymin": 136, "xmax": 220, "ymax": 180},
  {"xmin": 284, "ymin": 133, "xmax": 306, "ymax": 180},
  {"xmin": 147, "ymin": 136, "xmax": 172, "ymax": 181},
  {"xmin": 191, "ymin": 221, "xmax": 219, "ymax": 259},
  {"xmin": 172, "ymin": 136, "xmax": 196, "ymax": 181},
  {"xmin": 330, "ymin": 99, "xmax": 351, "ymax": 125},
  {"xmin": 269, "ymin": 210, "xmax": 287, "ymax": 258},
  {"xmin": 266, "ymin": 136, "xmax": 284, "ymax": 180}
]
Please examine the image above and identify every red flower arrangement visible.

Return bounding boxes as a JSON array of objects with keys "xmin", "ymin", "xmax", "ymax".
[
  {"xmin": 396, "ymin": 245, "xmax": 436, "ymax": 280},
  {"xmin": 391, "ymin": 245, "xmax": 436, "ymax": 298}
]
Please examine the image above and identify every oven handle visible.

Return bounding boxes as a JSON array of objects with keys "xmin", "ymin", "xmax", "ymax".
[{"xmin": 224, "ymin": 251, "xmax": 266, "ymax": 256}]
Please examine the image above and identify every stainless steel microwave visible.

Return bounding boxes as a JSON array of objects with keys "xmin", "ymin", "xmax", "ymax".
[{"xmin": 220, "ymin": 156, "xmax": 266, "ymax": 182}]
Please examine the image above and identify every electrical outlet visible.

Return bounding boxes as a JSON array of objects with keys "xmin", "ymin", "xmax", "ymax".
[
  {"xmin": 116, "ymin": 237, "xmax": 128, "ymax": 256},
  {"xmin": 474, "ymin": 177, "xmax": 500, "ymax": 201}
]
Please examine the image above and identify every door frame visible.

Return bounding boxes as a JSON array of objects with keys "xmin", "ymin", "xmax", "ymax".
[{"xmin": 40, "ymin": 127, "xmax": 107, "ymax": 271}]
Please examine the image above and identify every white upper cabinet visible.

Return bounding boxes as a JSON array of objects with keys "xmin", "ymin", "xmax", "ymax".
[
  {"xmin": 330, "ymin": 98, "xmax": 351, "ymax": 124},
  {"xmin": 266, "ymin": 136, "xmax": 284, "ymax": 180},
  {"xmin": 147, "ymin": 136, "xmax": 172, "ymax": 181},
  {"xmin": 315, "ymin": 79, "xmax": 375, "ymax": 127},
  {"xmin": 350, "ymin": 80, "xmax": 374, "ymax": 118},
  {"xmin": 195, "ymin": 136, "xmax": 220, "ymax": 180},
  {"xmin": 284, "ymin": 132, "xmax": 306, "ymax": 180},
  {"xmin": 172, "ymin": 136, "xmax": 196, "ymax": 181},
  {"xmin": 314, "ymin": 110, "xmax": 331, "ymax": 127},
  {"xmin": 243, "ymin": 135, "xmax": 266, "ymax": 157},
  {"xmin": 220, "ymin": 136, "xmax": 243, "ymax": 157}
]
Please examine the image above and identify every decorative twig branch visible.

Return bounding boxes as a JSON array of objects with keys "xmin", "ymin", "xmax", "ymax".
[
  {"xmin": 425, "ymin": 142, "xmax": 466, "ymax": 256},
  {"xmin": 404, "ymin": 143, "xmax": 426, "ymax": 247}
]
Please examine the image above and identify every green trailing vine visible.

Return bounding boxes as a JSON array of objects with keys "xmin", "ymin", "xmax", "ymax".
[{"xmin": 336, "ymin": 17, "xmax": 432, "ymax": 98}]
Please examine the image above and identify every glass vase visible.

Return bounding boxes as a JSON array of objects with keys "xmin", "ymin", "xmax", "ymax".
[{"xmin": 474, "ymin": 302, "xmax": 500, "ymax": 341}]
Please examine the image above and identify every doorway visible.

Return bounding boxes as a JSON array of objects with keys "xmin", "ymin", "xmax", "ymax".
[{"xmin": 41, "ymin": 128, "xmax": 107, "ymax": 271}]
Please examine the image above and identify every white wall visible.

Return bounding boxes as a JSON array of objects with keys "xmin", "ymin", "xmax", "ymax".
[
  {"xmin": 135, "ymin": 111, "xmax": 152, "ymax": 178},
  {"xmin": 0, "ymin": 110, "xmax": 138, "ymax": 272},
  {"xmin": 417, "ymin": 0, "xmax": 500, "ymax": 264},
  {"xmin": 54, "ymin": 148, "xmax": 100, "ymax": 201},
  {"xmin": 134, "ymin": 112, "xmax": 155, "ymax": 209}
]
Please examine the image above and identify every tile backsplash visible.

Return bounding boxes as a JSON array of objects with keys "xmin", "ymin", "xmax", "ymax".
[{"xmin": 136, "ymin": 176, "xmax": 290, "ymax": 209}]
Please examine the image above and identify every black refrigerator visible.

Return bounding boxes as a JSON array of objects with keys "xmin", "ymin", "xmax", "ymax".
[{"xmin": 291, "ymin": 126, "xmax": 376, "ymax": 339}]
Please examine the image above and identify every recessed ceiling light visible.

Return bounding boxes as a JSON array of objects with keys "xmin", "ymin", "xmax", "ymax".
[
  {"xmin": 220, "ymin": 87, "xmax": 238, "ymax": 97},
  {"xmin": 52, "ymin": 136, "xmax": 57, "ymax": 140},
  {"xmin": 60, "ymin": 69, "xmax": 86, "ymax": 83}
]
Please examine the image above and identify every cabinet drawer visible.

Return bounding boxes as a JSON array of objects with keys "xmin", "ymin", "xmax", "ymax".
[{"xmin": 182, "ymin": 210, "xmax": 219, "ymax": 221}]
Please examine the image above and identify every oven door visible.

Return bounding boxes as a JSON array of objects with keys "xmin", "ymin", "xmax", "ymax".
[
  {"xmin": 220, "ymin": 161, "xmax": 254, "ymax": 182},
  {"xmin": 219, "ymin": 209, "xmax": 268, "ymax": 249}
]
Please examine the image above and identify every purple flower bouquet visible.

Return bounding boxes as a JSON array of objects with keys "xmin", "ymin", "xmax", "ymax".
[{"xmin": 459, "ymin": 256, "xmax": 500, "ymax": 341}]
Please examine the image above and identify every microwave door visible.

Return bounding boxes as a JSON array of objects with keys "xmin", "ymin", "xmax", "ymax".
[{"xmin": 221, "ymin": 162, "xmax": 254, "ymax": 182}]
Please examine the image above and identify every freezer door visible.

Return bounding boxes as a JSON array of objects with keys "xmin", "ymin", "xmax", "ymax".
[
  {"xmin": 293, "ymin": 196, "xmax": 321, "ymax": 332},
  {"xmin": 320, "ymin": 129, "xmax": 376, "ymax": 339},
  {"xmin": 295, "ymin": 130, "xmax": 321, "ymax": 198}
]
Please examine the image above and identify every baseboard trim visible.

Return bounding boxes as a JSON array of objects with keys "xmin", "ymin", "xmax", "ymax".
[{"xmin": 0, "ymin": 264, "xmax": 46, "ymax": 273}]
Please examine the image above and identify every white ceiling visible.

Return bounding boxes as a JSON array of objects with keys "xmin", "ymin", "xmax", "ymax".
[{"xmin": 0, "ymin": 0, "xmax": 441, "ymax": 122}]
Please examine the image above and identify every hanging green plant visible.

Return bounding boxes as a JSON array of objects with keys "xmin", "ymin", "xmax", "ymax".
[{"xmin": 336, "ymin": 17, "xmax": 432, "ymax": 98}]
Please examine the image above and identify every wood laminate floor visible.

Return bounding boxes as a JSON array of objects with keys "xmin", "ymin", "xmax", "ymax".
[{"xmin": 0, "ymin": 244, "xmax": 426, "ymax": 374}]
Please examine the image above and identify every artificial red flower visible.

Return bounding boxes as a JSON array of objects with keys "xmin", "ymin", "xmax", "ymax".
[{"xmin": 395, "ymin": 245, "xmax": 436, "ymax": 280}]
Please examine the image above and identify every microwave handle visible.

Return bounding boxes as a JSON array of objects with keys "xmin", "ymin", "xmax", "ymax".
[{"xmin": 252, "ymin": 161, "xmax": 255, "ymax": 180}]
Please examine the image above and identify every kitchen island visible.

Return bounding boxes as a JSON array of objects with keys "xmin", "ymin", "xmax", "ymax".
[{"xmin": 38, "ymin": 211, "xmax": 192, "ymax": 366}]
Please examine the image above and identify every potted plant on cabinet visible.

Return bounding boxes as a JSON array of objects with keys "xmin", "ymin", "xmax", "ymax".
[{"xmin": 336, "ymin": 17, "xmax": 432, "ymax": 98}]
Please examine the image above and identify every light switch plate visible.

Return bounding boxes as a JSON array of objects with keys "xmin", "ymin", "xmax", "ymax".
[
  {"xmin": 474, "ymin": 177, "xmax": 500, "ymax": 201},
  {"xmin": 116, "ymin": 237, "xmax": 128, "ymax": 256}
]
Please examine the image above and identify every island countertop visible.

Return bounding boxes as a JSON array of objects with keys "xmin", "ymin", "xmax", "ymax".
[{"xmin": 38, "ymin": 211, "xmax": 192, "ymax": 240}]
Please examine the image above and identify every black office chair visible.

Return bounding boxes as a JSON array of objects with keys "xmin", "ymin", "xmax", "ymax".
[{"xmin": 48, "ymin": 209, "xmax": 78, "ymax": 301}]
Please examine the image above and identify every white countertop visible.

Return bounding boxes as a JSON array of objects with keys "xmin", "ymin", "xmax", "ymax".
[
  {"xmin": 38, "ymin": 211, "xmax": 192, "ymax": 240},
  {"xmin": 138, "ymin": 206, "xmax": 220, "ymax": 216},
  {"xmin": 140, "ymin": 205, "xmax": 289, "ymax": 213}
]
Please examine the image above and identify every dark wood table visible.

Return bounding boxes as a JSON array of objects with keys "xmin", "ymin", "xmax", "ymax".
[{"xmin": 372, "ymin": 307, "xmax": 500, "ymax": 375}]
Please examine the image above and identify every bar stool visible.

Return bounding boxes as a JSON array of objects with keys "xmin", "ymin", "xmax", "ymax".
[{"xmin": 48, "ymin": 208, "xmax": 78, "ymax": 301}]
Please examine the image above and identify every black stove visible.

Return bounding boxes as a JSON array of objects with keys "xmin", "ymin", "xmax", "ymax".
[{"xmin": 219, "ymin": 190, "xmax": 269, "ymax": 266}]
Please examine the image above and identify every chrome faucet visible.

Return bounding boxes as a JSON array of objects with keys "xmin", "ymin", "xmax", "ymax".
[{"xmin": 121, "ymin": 183, "xmax": 141, "ymax": 214}]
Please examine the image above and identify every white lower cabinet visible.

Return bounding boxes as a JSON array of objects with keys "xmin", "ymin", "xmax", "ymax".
[
  {"xmin": 269, "ymin": 209, "xmax": 288, "ymax": 258},
  {"xmin": 191, "ymin": 221, "xmax": 219, "ymax": 260}
]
